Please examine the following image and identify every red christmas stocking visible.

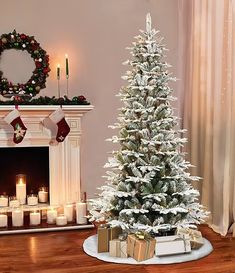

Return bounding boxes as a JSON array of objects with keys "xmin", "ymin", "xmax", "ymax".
[
  {"xmin": 4, "ymin": 109, "xmax": 27, "ymax": 144},
  {"xmin": 49, "ymin": 108, "xmax": 70, "ymax": 142}
]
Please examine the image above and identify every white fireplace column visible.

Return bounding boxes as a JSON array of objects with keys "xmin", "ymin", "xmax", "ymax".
[{"xmin": 0, "ymin": 105, "xmax": 93, "ymax": 206}]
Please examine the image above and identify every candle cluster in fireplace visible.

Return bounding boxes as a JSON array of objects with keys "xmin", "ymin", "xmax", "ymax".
[
  {"xmin": 0, "ymin": 202, "xmax": 87, "ymax": 228},
  {"xmin": 0, "ymin": 174, "xmax": 88, "ymax": 229},
  {"xmin": 0, "ymin": 174, "xmax": 49, "ymax": 208}
]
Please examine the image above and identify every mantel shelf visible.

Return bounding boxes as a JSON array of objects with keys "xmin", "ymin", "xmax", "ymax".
[{"xmin": 0, "ymin": 104, "xmax": 94, "ymax": 112}]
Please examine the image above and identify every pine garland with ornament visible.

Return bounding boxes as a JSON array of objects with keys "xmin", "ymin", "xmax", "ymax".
[
  {"xmin": 0, "ymin": 30, "xmax": 50, "ymax": 98},
  {"xmin": 0, "ymin": 95, "xmax": 90, "ymax": 105}
]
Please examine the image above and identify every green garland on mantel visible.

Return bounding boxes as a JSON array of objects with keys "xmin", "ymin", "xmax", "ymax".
[{"xmin": 0, "ymin": 95, "xmax": 90, "ymax": 105}]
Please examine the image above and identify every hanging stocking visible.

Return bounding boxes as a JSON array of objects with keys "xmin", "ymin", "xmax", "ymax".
[
  {"xmin": 48, "ymin": 108, "xmax": 70, "ymax": 142},
  {"xmin": 4, "ymin": 109, "xmax": 27, "ymax": 144}
]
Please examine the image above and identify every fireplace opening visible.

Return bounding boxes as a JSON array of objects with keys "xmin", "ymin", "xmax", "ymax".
[{"xmin": 0, "ymin": 147, "xmax": 49, "ymax": 201}]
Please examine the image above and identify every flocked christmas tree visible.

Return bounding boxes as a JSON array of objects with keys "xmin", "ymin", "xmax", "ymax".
[{"xmin": 90, "ymin": 14, "xmax": 208, "ymax": 233}]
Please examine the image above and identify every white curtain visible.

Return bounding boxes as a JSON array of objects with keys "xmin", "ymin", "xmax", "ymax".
[{"xmin": 178, "ymin": 0, "xmax": 235, "ymax": 236}]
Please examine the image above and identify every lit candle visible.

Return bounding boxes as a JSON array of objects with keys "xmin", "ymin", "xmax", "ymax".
[
  {"xmin": 76, "ymin": 202, "xmax": 87, "ymax": 224},
  {"xmin": 65, "ymin": 54, "xmax": 69, "ymax": 78},
  {"xmin": 38, "ymin": 187, "xmax": 48, "ymax": 203},
  {"xmin": 9, "ymin": 196, "xmax": 20, "ymax": 208},
  {"xmin": 56, "ymin": 214, "xmax": 67, "ymax": 226},
  {"xmin": 16, "ymin": 174, "xmax": 26, "ymax": 205},
  {"xmin": 57, "ymin": 64, "xmax": 60, "ymax": 80},
  {"xmin": 0, "ymin": 214, "xmax": 7, "ymax": 228},
  {"xmin": 30, "ymin": 210, "xmax": 41, "ymax": 226},
  {"xmin": 12, "ymin": 207, "xmax": 24, "ymax": 227},
  {"xmin": 47, "ymin": 207, "xmax": 57, "ymax": 224},
  {"xmin": 64, "ymin": 204, "xmax": 74, "ymax": 222},
  {"xmin": 0, "ymin": 195, "xmax": 8, "ymax": 207},
  {"xmin": 27, "ymin": 194, "xmax": 38, "ymax": 206}
]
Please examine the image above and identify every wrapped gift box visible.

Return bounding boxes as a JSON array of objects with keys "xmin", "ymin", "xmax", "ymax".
[
  {"xmin": 177, "ymin": 227, "xmax": 204, "ymax": 249},
  {"xmin": 97, "ymin": 225, "xmax": 122, "ymax": 253},
  {"xmin": 155, "ymin": 235, "xmax": 191, "ymax": 256},
  {"xmin": 109, "ymin": 239, "xmax": 127, "ymax": 258},
  {"xmin": 127, "ymin": 234, "xmax": 156, "ymax": 262}
]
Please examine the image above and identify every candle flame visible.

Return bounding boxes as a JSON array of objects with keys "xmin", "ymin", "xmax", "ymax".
[
  {"xmin": 57, "ymin": 64, "xmax": 60, "ymax": 68},
  {"xmin": 65, "ymin": 53, "xmax": 68, "ymax": 58},
  {"xmin": 19, "ymin": 178, "xmax": 24, "ymax": 184}
]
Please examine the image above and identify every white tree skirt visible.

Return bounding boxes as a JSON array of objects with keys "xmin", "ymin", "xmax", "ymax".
[{"xmin": 83, "ymin": 235, "xmax": 213, "ymax": 265}]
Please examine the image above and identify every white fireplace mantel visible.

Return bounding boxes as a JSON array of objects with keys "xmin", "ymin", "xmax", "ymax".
[{"xmin": 0, "ymin": 104, "xmax": 94, "ymax": 206}]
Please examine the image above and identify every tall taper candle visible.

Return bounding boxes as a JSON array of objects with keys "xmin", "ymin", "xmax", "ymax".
[
  {"xmin": 57, "ymin": 64, "xmax": 61, "ymax": 98},
  {"xmin": 65, "ymin": 54, "xmax": 69, "ymax": 78},
  {"xmin": 57, "ymin": 64, "xmax": 60, "ymax": 80}
]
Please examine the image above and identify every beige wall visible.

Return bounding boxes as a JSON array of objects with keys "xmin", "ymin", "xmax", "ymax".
[{"xmin": 0, "ymin": 0, "xmax": 179, "ymax": 198}]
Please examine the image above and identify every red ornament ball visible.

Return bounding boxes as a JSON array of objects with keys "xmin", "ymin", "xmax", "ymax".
[
  {"xmin": 35, "ymin": 62, "xmax": 42, "ymax": 68},
  {"xmin": 43, "ymin": 67, "xmax": 50, "ymax": 74},
  {"xmin": 78, "ymin": 95, "xmax": 86, "ymax": 101}
]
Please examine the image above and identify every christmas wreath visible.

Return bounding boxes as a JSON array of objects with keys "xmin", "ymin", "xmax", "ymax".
[{"xmin": 0, "ymin": 30, "xmax": 50, "ymax": 99}]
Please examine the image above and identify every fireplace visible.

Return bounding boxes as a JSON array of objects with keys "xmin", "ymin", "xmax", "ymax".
[
  {"xmin": 0, "ymin": 147, "xmax": 49, "ymax": 199},
  {"xmin": 0, "ymin": 104, "xmax": 93, "ymax": 233}
]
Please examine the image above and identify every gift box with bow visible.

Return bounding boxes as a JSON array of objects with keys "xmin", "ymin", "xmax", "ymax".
[
  {"xmin": 127, "ymin": 232, "xmax": 156, "ymax": 262},
  {"xmin": 155, "ymin": 234, "xmax": 191, "ymax": 256},
  {"xmin": 177, "ymin": 227, "xmax": 204, "ymax": 249}
]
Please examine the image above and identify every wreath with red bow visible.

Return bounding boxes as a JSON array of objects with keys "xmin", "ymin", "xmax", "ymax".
[{"xmin": 0, "ymin": 30, "xmax": 50, "ymax": 99}]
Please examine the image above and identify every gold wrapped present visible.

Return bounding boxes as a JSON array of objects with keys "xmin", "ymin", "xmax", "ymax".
[
  {"xmin": 127, "ymin": 232, "xmax": 156, "ymax": 262},
  {"xmin": 97, "ymin": 225, "xmax": 122, "ymax": 253},
  {"xmin": 177, "ymin": 227, "xmax": 204, "ymax": 249},
  {"xmin": 109, "ymin": 239, "xmax": 127, "ymax": 258}
]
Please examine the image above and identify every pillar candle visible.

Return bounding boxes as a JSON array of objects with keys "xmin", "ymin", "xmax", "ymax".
[
  {"xmin": 38, "ymin": 187, "xmax": 48, "ymax": 203},
  {"xmin": 9, "ymin": 197, "xmax": 20, "ymax": 208},
  {"xmin": 0, "ymin": 214, "xmax": 7, "ymax": 227},
  {"xmin": 27, "ymin": 194, "xmax": 38, "ymax": 206},
  {"xmin": 56, "ymin": 214, "xmax": 67, "ymax": 226},
  {"xmin": 64, "ymin": 204, "xmax": 74, "ymax": 222},
  {"xmin": 16, "ymin": 175, "xmax": 26, "ymax": 205},
  {"xmin": 12, "ymin": 208, "xmax": 24, "ymax": 227},
  {"xmin": 76, "ymin": 202, "xmax": 87, "ymax": 224},
  {"xmin": 30, "ymin": 211, "xmax": 41, "ymax": 226},
  {"xmin": 47, "ymin": 208, "xmax": 57, "ymax": 224},
  {"xmin": 0, "ymin": 195, "xmax": 8, "ymax": 207}
]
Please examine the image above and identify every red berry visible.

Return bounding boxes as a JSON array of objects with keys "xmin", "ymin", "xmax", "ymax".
[
  {"xmin": 43, "ymin": 67, "xmax": 49, "ymax": 74},
  {"xmin": 20, "ymin": 34, "xmax": 27, "ymax": 40},
  {"xmin": 35, "ymin": 62, "xmax": 42, "ymax": 68}
]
